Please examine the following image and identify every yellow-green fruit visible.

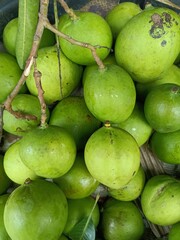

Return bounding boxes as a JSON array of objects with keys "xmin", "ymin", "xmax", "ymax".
[
  {"xmin": 26, "ymin": 46, "xmax": 83, "ymax": 104},
  {"xmin": 115, "ymin": 7, "xmax": 180, "ymax": 83},
  {"xmin": 141, "ymin": 175, "xmax": 180, "ymax": 226},
  {"xmin": 85, "ymin": 125, "xmax": 140, "ymax": 189},
  {"xmin": 108, "ymin": 166, "xmax": 146, "ymax": 201},
  {"xmin": 168, "ymin": 222, "xmax": 180, "ymax": 240},
  {"xmin": 100, "ymin": 198, "xmax": 145, "ymax": 240},
  {"xmin": 3, "ymin": 140, "xmax": 38, "ymax": 185},
  {"xmin": 63, "ymin": 197, "xmax": 100, "ymax": 235},
  {"xmin": 4, "ymin": 179, "xmax": 68, "ymax": 240},
  {"xmin": 54, "ymin": 152, "xmax": 99, "ymax": 199},
  {"xmin": 3, "ymin": 93, "xmax": 50, "ymax": 136},
  {"xmin": 0, "ymin": 52, "xmax": 27, "ymax": 104},
  {"xmin": 58, "ymin": 11, "xmax": 113, "ymax": 65},
  {"xmin": 0, "ymin": 155, "xmax": 12, "ymax": 195},
  {"xmin": 0, "ymin": 194, "xmax": 11, "ymax": 240},
  {"xmin": 105, "ymin": 2, "xmax": 142, "ymax": 39}
]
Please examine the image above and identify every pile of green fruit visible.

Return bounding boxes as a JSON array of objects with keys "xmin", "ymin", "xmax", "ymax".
[{"xmin": 0, "ymin": 1, "xmax": 180, "ymax": 239}]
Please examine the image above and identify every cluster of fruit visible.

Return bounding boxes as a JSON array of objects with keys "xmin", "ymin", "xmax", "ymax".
[{"xmin": 0, "ymin": 1, "xmax": 180, "ymax": 239}]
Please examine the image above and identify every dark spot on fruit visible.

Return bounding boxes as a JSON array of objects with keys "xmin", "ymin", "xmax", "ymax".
[
  {"xmin": 161, "ymin": 40, "xmax": 167, "ymax": 47},
  {"xmin": 149, "ymin": 12, "xmax": 173, "ymax": 38},
  {"xmin": 171, "ymin": 85, "xmax": 180, "ymax": 94},
  {"xmin": 132, "ymin": 171, "xmax": 136, "ymax": 176},
  {"xmin": 172, "ymin": 195, "xmax": 174, "ymax": 198}
]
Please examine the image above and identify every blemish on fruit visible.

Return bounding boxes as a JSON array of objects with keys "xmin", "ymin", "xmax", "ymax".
[{"xmin": 161, "ymin": 40, "xmax": 167, "ymax": 47}]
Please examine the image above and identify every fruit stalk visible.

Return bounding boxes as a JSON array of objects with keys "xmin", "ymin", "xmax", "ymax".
[{"xmin": 58, "ymin": 0, "xmax": 78, "ymax": 20}]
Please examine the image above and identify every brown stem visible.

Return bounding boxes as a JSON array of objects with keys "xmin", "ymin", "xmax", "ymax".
[
  {"xmin": 3, "ymin": 0, "xmax": 49, "ymax": 120},
  {"xmin": 43, "ymin": 17, "xmax": 106, "ymax": 69},
  {"xmin": 33, "ymin": 60, "xmax": 47, "ymax": 126},
  {"xmin": 58, "ymin": 0, "xmax": 78, "ymax": 20}
]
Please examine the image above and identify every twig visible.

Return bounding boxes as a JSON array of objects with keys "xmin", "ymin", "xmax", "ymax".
[
  {"xmin": 3, "ymin": 0, "xmax": 49, "ymax": 120},
  {"xmin": 0, "ymin": 105, "xmax": 3, "ymax": 144},
  {"xmin": 154, "ymin": 0, "xmax": 180, "ymax": 10},
  {"xmin": 43, "ymin": 17, "xmax": 106, "ymax": 69},
  {"xmin": 58, "ymin": 0, "xmax": 78, "ymax": 19}
]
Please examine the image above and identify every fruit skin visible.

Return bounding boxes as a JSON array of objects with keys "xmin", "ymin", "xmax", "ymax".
[
  {"xmin": 136, "ymin": 64, "xmax": 180, "ymax": 101},
  {"xmin": 19, "ymin": 125, "xmax": 76, "ymax": 179},
  {"xmin": 0, "ymin": 52, "xmax": 27, "ymax": 104},
  {"xmin": 100, "ymin": 198, "xmax": 145, "ymax": 240},
  {"xmin": 58, "ymin": 11, "xmax": 113, "ymax": 65},
  {"xmin": 26, "ymin": 46, "xmax": 83, "ymax": 104},
  {"xmin": 113, "ymin": 102, "xmax": 153, "ymax": 146},
  {"xmin": 168, "ymin": 222, "xmax": 180, "ymax": 240},
  {"xmin": 63, "ymin": 196, "xmax": 100, "ymax": 235},
  {"xmin": 84, "ymin": 125, "xmax": 140, "ymax": 189},
  {"xmin": 144, "ymin": 84, "xmax": 180, "ymax": 133},
  {"xmin": 83, "ymin": 64, "xmax": 136, "ymax": 123},
  {"xmin": 0, "ymin": 194, "xmax": 11, "ymax": 240},
  {"xmin": 49, "ymin": 96, "xmax": 101, "ymax": 150},
  {"xmin": 3, "ymin": 93, "xmax": 50, "ymax": 136},
  {"xmin": 149, "ymin": 130, "xmax": 180, "ymax": 164},
  {"xmin": 0, "ymin": 155, "xmax": 12, "ymax": 195},
  {"xmin": 3, "ymin": 140, "xmax": 38, "ymax": 185},
  {"xmin": 115, "ymin": 7, "xmax": 180, "ymax": 83},
  {"xmin": 141, "ymin": 175, "xmax": 180, "ymax": 226},
  {"xmin": 105, "ymin": 2, "xmax": 142, "ymax": 39},
  {"xmin": 4, "ymin": 179, "xmax": 68, "ymax": 240},
  {"xmin": 54, "ymin": 152, "xmax": 99, "ymax": 199},
  {"xmin": 108, "ymin": 166, "xmax": 146, "ymax": 201}
]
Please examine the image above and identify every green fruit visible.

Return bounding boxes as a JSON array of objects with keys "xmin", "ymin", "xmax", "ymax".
[
  {"xmin": 83, "ymin": 64, "xmax": 136, "ymax": 123},
  {"xmin": 58, "ymin": 11, "xmax": 113, "ymax": 65},
  {"xmin": 84, "ymin": 125, "xmax": 140, "ymax": 189},
  {"xmin": 49, "ymin": 96, "xmax": 101, "ymax": 150},
  {"xmin": 0, "ymin": 155, "xmax": 11, "ymax": 195},
  {"xmin": 115, "ymin": 7, "xmax": 180, "ymax": 83},
  {"xmin": 108, "ymin": 166, "xmax": 146, "ymax": 201},
  {"xmin": 105, "ymin": 2, "xmax": 142, "ymax": 39},
  {"xmin": 4, "ymin": 140, "xmax": 38, "ymax": 185},
  {"xmin": 3, "ymin": 17, "xmax": 55, "ymax": 57},
  {"xmin": 63, "ymin": 196, "xmax": 100, "ymax": 235},
  {"xmin": 26, "ymin": 46, "xmax": 83, "ymax": 104},
  {"xmin": 3, "ymin": 93, "xmax": 50, "ymax": 136},
  {"xmin": 4, "ymin": 179, "xmax": 68, "ymax": 240},
  {"xmin": 141, "ymin": 175, "xmax": 180, "ymax": 226},
  {"xmin": 144, "ymin": 84, "xmax": 180, "ymax": 133},
  {"xmin": 136, "ymin": 64, "xmax": 180, "ymax": 101},
  {"xmin": 0, "ymin": 194, "xmax": 11, "ymax": 240},
  {"xmin": 54, "ymin": 152, "xmax": 99, "ymax": 199},
  {"xmin": 112, "ymin": 102, "xmax": 153, "ymax": 146},
  {"xmin": 149, "ymin": 130, "xmax": 180, "ymax": 164},
  {"xmin": 168, "ymin": 222, "xmax": 180, "ymax": 240},
  {"xmin": 19, "ymin": 125, "xmax": 76, "ymax": 179},
  {"xmin": 0, "ymin": 52, "xmax": 27, "ymax": 104},
  {"xmin": 100, "ymin": 198, "xmax": 145, "ymax": 240}
]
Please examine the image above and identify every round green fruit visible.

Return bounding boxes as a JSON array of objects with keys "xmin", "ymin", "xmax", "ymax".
[
  {"xmin": 49, "ymin": 96, "xmax": 101, "ymax": 150},
  {"xmin": 168, "ymin": 222, "xmax": 180, "ymax": 240},
  {"xmin": 100, "ymin": 198, "xmax": 145, "ymax": 240},
  {"xmin": 54, "ymin": 152, "xmax": 99, "ymax": 199},
  {"xmin": 141, "ymin": 175, "xmax": 180, "ymax": 226},
  {"xmin": 26, "ymin": 46, "xmax": 83, "ymax": 104},
  {"xmin": 58, "ymin": 11, "xmax": 113, "ymax": 65},
  {"xmin": 0, "ymin": 194, "xmax": 11, "ymax": 240},
  {"xmin": 83, "ymin": 64, "xmax": 136, "ymax": 123},
  {"xmin": 108, "ymin": 166, "xmax": 146, "ymax": 201},
  {"xmin": 115, "ymin": 7, "xmax": 180, "ymax": 83},
  {"xmin": 3, "ymin": 93, "xmax": 50, "ymax": 136},
  {"xmin": 0, "ymin": 52, "xmax": 27, "ymax": 104},
  {"xmin": 105, "ymin": 2, "xmax": 142, "ymax": 39},
  {"xmin": 113, "ymin": 102, "xmax": 153, "ymax": 146},
  {"xmin": 4, "ymin": 140, "xmax": 38, "ymax": 185},
  {"xmin": 84, "ymin": 125, "xmax": 140, "ymax": 189},
  {"xmin": 149, "ymin": 130, "xmax": 180, "ymax": 164},
  {"xmin": 19, "ymin": 125, "xmax": 76, "ymax": 179},
  {"xmin": 0, "ymin": 155, "xmax": 12, "ymax": 195},
  {"xmin": 144, "ymin": 84, "xmax": 180, "ymax": 133},
  {"xmin": 4, "ymin": 179, "xmax": 68, "ymax": 240},
  {"xmin": 63, "ymin": 196, "xmax": 100, "ymax": 235}
]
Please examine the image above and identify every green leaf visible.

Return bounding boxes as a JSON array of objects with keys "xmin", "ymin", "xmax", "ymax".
[
  {"xmin": 68, "ymin": 217, "xmax": 95, "ymax": 240},
  {"xmin": 15, "ymin": 0, "xmax": 40, "ymax": 69}
]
